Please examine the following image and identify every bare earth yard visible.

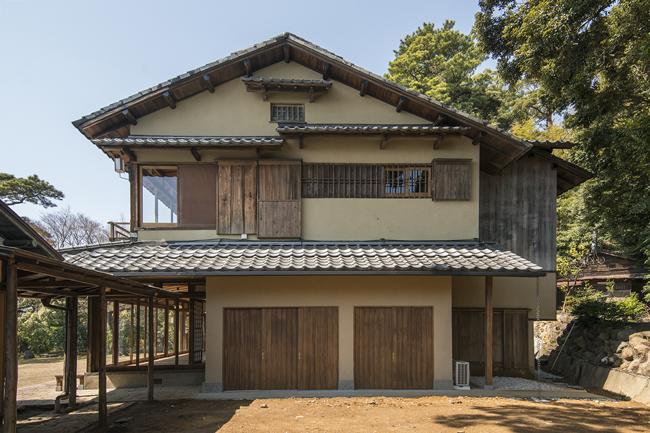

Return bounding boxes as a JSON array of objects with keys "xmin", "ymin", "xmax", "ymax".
[
  {"xmin": 78, "ymin": 396, "xmax": 649, "ymax": 433},
  {"xmin": 18, "ymin": 356, "xmax": 85, "ymax": 388}
]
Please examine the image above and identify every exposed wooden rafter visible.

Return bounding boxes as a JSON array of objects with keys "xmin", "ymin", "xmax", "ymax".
[
  {"xmin": 395, "ymin": 96, "xmax": 406, "ymax": 113},
  {"xmin": 190, "ymin": 148, "xmax": 201, "ymax": 162},
  {"xmin": 433, "ymin": 135, "xmax": 445, "ymax": 150},
  {"xmin": 121, "ymin": 147, "xmax": 137, "ymax": 162},
  {"xmin": 380, "ymin": 134, "xmax": 388, "ymax": 150},
  {"xmin": 322, "ymin": 62, "xmax": 330, "ymax": 80},
  {"xmin": 162, "ymin": 91, "xmax": 176, "ymax": 109},
  {"xmin": 359, "ymin": 80, "xmax": 368, "ymax": 97},
  {"xmin": 203, "ymin": 75, "xmax": 215, "ymax": 93},
  {"xmin": 472, "ymin": 131, "xmax": 488, "ymax": 146},
  {"xmin": 283, "ymin": 44, "xmax": 291, "ymax": 63},
  {"xmin": 244, "ymin": 59, "xmax": 252, "ymax": 77},
  {"xmin": 309, "ymin": 86, "xmax": 314, "ymax": 103},
  {"xmin": 122, "ymin": 109, "xmax": 137, "ymax": 126},
  {"xmin": 299, "ymin": 134, "xmax": 304, "ymax": 149},
  {"xmin": 432, "ymin": 113, "xmax": 447, "ymax": 126}
]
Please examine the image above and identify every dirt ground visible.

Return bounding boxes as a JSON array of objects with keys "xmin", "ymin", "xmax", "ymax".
[
  {"xmin": 17, "ymin": 355, "xmax": 86, "ymax": 388},
  {"xmin": 78, "ymin": 396, "xmax": 649, "ymax": 433}
]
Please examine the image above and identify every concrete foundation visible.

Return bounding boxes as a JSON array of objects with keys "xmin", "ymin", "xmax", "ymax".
[{"xmin": 85, "ymin": 370, "xmax": 205, "ymax": 389}]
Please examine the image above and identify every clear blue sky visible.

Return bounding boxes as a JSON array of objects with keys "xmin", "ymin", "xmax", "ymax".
[{"xmin": 0, "ymin": 0, "xmax": 492, "ymax": 224}]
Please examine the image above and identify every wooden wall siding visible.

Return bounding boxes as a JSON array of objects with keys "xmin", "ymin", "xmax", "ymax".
[
  {"xmin": 302, "ymin": 164, "xmax": 432, "ymax": 198},
  {"xmin": 452, "ymin": 309, "xmax": 528, "ymax": 370},
  {"xmin": 432, "ymin": 159, "xmax": 471, "ymax": 200},
  {"xmin": 178, "ymin": 165, "xmax": 217, "ymax": 228},
  {"xmin": 223, "ymin": 307, "xmax": 338, "ymax": 391},
  {"xmin": 354, "ymin": 307, "xmax": 433, "ymax": 390},
  {"xmin": 218, "ymin": 163, "xmax": 257, "ymax": 234},
  {"xmin": 479, "ymin": 153, "xmax": 557, "ymax": 270},
  {"xmin": 258, "ymin": 162, "xmax": 301, "ymax": 238}
]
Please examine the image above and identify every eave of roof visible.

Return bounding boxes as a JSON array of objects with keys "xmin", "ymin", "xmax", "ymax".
[
  {"xmin": 529, "ymin": 148, "xmax": 592, "ymax": 195},
  {"xmin": 71, "ymin": 32, "xmax": 533, "ymax": 175},
  {"xmin": 276, "ymin": 124, "xmax": 469, "ymax": 135},
  {"xmin": 0, "ymin": 201, "xmax": 61, "ymax": 260},
  {"xmin": 60, "ymin": 240, "xmax": 547, "ymax": 277}
]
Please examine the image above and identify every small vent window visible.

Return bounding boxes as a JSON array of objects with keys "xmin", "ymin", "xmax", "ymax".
[{"xmin": 271, "ymin": 104, "xmax": 304, "ymax": 122}]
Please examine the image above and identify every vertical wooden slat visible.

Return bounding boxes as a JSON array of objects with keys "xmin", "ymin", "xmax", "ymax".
[
  {"xmin": 243, "ymin": 164, "xmax": 257, "ymax": 233},
  {"xmin": 135, "ymin": 300, "xmax": 140, "ymax": 366},
  {"xmin": 354, "ymin": 307, "xmax": 392, "ymax": 389},
  {"xmin": 298, "ymin": 307, "xmax": 338, "ymax": 390},
  {"xmin": 230, "ymin": 165, "xmax": 244, "ymax": 234},
  {"xmin": 218, "ymin": 164, "xmax": 232, "ymax": 234},
  {"xmin": 98, "ymin": 286, "xmax": 107, "ymax": 428},
  {"xmin": 112, "ymin": 301, "xmax": 119, "ymax": 366},
  {"xmin": 485, "ymin": 277, "xmax": 494, "ymax": 388},
  {"xmin": 164, "ymin": 300, "xmax": 169, "ymax": 357},
  {"xmin": 148, "ymin": 297, "xmax": 154, "ymax": 402},
  {"xmin": 175, "ymin": 299, "xmax": 180, "ymax": 366},
  {"xmin": 4, "ymin": 260, "xmax": 17, "ymax": 433},
  {"xmin": 130, "ymin": 304, "xmax": 134, "ymax": 364}
]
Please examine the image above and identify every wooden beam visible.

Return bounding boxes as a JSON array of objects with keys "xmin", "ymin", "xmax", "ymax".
[
  {"xmin": 135, "ymin": 300, "xmax": 140, "ymax": 367},
  {"xmin": 162, "ymin": 91, "xmax": 176, "ymax": 109},
  {"xmin": 472, "ymin": 130, "xmax": 488, "ymax": 146},
  {"xmin": 433, "ymin": 135, "xmax": 446, "ymax": 150},
  {"xmin": 396, "ymin": 96, "xmax": 406, "ymax": 113},
  {"xmin": 112, "ymin": 301, "xmax": 119, "ymax": 367},
  {"xmin": 359, "ymin": 80, "xmax": 368, "ymax": 97},
  {"xmin": 432, "ymin": 113, "xmax": 447, "ymax": 126},
  {"xmin": 283, "ymin": 44, "xmax": 291, "ymax": 63},
  {"xmin": 244, "ymin": 59, "xmax": 252, "ymax": 77},
  {"xmin": 202, "ymin": 75, "xmax": 215, "ymax": 93},
  {"xmin": 190, "ymin": 148, "xmax": 201, "ymax": 162},
  {"xmin": 98, "ymin": 286, "xmax": 107, "ymax": 428},
  {"xmin": 380, "ymin": 134, "xmax": 388, "ymax": 150},
  {"xmin": 16, "ymin": 280, "xmax": 90, "ymax": 288},
  {"xmin": 322, "ymin": 62, "xmax": 330, "ymax": 80},
  {"xmin": 16, "ymin": 286, "xmax": 82, "ymax": 297},
  {"xmin": 164, "ymin": 300, "xmax": 169, "ymax": 357},
  {"xmin": 261, "ymin": 85, "xmax": 267, "ymax": 102},
  {"xmin": 122, "ymin": 109, "xmax": 137, "ymax": 126},
  {"xmin": 121, "ymin": 147, "xmax": 137, "ymax": 163},
  {"xmin": 309, "ymin": 86, "xmax": 314, "ymax": 103},
  {"xmin": 130, "ymin": 304, "xmax": 134, "ymax": 364},
  {"xmin": 485, "ymin": 276, "xmax": 493, "ymax": 390},
  {"xmin": 148, "ymin": 296, "xmax": 154, "ymax": 402},
  {"xmin": 4, "ymin": 260, "xmax": 17, "ymax": 433}
]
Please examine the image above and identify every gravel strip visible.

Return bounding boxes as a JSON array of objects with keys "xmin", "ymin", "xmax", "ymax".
[{"xmin": 469, "ymin": 376, "xmax": 561, "ymax": 390}]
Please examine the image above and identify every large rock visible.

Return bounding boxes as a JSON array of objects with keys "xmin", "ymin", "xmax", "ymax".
[
  {"xmin": 612, "ymin": 358, "xmax": 623, "ymax": 368},
  {"xmin": 598, "ymin": 332, "xmax": 611, "ymax": 340},
  {"xmin": 611, "ymin": 329, "xmax": 624, "ymax": 340},
  {"xmin": 628, "ymin": 359, "xmax": 641, "ymax": 374},
  {"xmin": 614, "ymin": 341, "xmax": 627, "ymax": 353},
  {"xmin": 629, "ymin": 336, "xmax": 648, "ymax": 348},
  {"xmin": 22, "ymin": 351, "xmax": 34, "ymax": 360},
  {"xmin": 633, "ymin": 344, "xmax": 650, "ymax": 359},
  {"xmin": 575, "ymin": 336, "xmax": 587, "ymax": 349},
  {"xmin": 622, "ymin": 347, "xmax": 635, "ymax": 361},
  {"xmin": 640, "ymin": 359, "xmax": 650, "ymax": 377},
  {"xmin": 617, "ymin": 329, "xmax": 637, "ymax": 341}
]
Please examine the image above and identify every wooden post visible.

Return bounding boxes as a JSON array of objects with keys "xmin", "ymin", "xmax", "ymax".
[
  {"xmin": 98, "ymin": 286, "xmax": 107, "ymax": 428},
  {"xmin": 112, "ymin": 301, "xmax": 119, "ymax": 366},
  {"xmin": 188, "ymin": 303, "xmax": 195, "ymax": 365},
  {"xmin": 485, "ymin": 276, "xmax": 494, "ymax": 390},
  {"xmin": 130, "ymin": 303, "xmax": 134, "ymax": 364},
  {"xmin": 4, "ymin": 260, "xmax": 18, "ymax": 433},
  {"xmin": 144, "ymin": 303, "xmax": 148, "ymax": 360},
  {"xmin": 67, "ymin": 297, "xmax": 78, "ymax": 409},
  {"xmin": 148, "ymin": 296, "xmax": 154, "ymax": 402},
  {"xmin": 174, "ymin": 299, "xmax": 180, "ymax": 366},
  {"xmin": 87, "ymin": 298, "xmax": 100, "ymax": 373},
  {"xmin": 164, "ymin": 300, "xmax": 169, "ymax": 357},
  {"xmin": 135, "ymin": 300, "xmax": 140, "ymax": 366}
]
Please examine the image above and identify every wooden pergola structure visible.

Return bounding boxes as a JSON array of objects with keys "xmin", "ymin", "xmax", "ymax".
[{"xmin": 0, "ymin": 247, "xmax": 185, "ymax": 433}]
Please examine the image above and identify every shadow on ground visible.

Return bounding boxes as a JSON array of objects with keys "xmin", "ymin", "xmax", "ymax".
[
  {"xmin": 78, "ymin": 399, "xmax": 252, "ymax": 433},
  {"xmin": 432, "ymin": 400, "xmax": 648, "ymax": 432}
]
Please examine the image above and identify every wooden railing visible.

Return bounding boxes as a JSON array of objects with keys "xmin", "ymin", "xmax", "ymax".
[{"xmin": 108, "ymin": 221, "xmax": 130, "ymax": 242}]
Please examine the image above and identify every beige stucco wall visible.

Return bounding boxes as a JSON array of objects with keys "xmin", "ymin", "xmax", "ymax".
[
  {"xmin": 451, "ymin": 274, "xmax": 557, "ymax": 370},
  {"xmin": 132, "ymin": 62, "xmax": 428, "ymax": 137},
  {"xmin": 205, "ymin": 275, "xmax": 453, "ymax": 388}
]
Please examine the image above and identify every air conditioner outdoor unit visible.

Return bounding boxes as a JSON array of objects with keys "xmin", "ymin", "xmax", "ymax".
[{"xmin": 453, "ymin": 360, "xmax": 470, "ymax": 390}]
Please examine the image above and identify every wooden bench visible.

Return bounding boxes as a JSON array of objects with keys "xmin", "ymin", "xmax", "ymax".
[{"xmin": 54, "ymin": 374, "xmax": 85, "ymax": 391}]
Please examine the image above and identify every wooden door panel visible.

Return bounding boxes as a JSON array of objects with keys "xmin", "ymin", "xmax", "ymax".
[
  {"xmin": 262, "ymin": 308, "xmax": 298, "ymax": 389},
  {"xmin": 354, "ymin": 307, "xmax": 392, "ymax": 389},
  {"xmin": 177, "ymin": 164, "xmax": 217, "ymax": 227},
  {"xmin": 298, "ymin": 307, "xmax": 338, "ymax": 390},
  {"xmin": 223, "ymin": 309, "xmax": 263, "ymax": 391},
  {"xmin": 392, "ymin": 307, "xmax": 433, "ymax": 390}
]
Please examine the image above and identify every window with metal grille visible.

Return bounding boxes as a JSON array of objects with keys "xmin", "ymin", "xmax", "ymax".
[
  {"xmin": 271, "ymin": 104, "xmax": 304, "ymax": 122},
  {"xmin": 302, "ymin": 163, "xmax": 431, "ymax": 198}
]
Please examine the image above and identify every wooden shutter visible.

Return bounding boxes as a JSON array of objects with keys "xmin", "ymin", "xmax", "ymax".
[
  {"xmin": 177, "ymin": 164, "xmax": 217, "ymax": 228},
  {"xmin": 432, "ymin": 159, "xmax": 472, "ymax": 200},
  {"xmin": 217, "ymin": 161, "xmax": 257, "ymax": 234},
  {"xmin": 258, "ymin": 160, "xmax": 301, "ymax": 238}
]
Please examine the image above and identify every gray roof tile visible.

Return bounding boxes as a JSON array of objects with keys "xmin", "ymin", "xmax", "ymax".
[
  {"xmin": 60, "ymin": 240, "xmax": 544, "ymax": 275},
  {"xmin": 92, "ymin": 136, "xmax": 283, "ymax": 146},
  {"xmin": 276, "ymin": 124, "xmax": 468, "ymax": 133}
]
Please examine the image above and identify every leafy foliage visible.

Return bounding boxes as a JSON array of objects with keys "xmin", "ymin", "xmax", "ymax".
[
  {"xmin": 566, "ymin": 283, "xmax": 646, "ymax": 325},
  {"xmin": 386, "ymin": 21, "xmax": 507, "ymax": 125},
  {"xmin": 475, "ymin": 0, "xmax": 650, "ymax": 267},
  {"xmin": 0, "ymin": 173, "xmax": 64, "ymax": 208}
]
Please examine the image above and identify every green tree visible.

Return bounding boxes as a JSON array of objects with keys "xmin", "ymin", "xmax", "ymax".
[
  {"xmin": 0, "ymin": 173, "xmax": 64, "ymax": 208},
  {"xmin": 475, "ymin": 0, "xmax": 650, "ymax": 266},
  {"xmin": 386, "ymin": 21, "xmax": 506, "ymax": 125}
]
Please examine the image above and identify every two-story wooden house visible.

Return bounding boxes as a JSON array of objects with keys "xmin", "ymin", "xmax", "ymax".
[{"xmin": 66, "ymin": 33, "xmax": 590, "ymax": 392}]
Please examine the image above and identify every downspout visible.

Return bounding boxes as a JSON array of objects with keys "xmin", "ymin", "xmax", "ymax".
[{"xmin": 41, "ymin": 298, "xmax": 71, "ymax": 413}]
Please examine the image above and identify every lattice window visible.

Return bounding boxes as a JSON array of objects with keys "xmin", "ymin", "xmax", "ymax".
[
  {"xmin": 271, "ymin": 104, "xmax": 304, "ymax": 122},
  {"xmin": 302, "ymin": 163, "xmax": 431, "ymax": 198}
]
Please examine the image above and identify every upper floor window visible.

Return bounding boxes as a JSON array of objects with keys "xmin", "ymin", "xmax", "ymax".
[
  {"xmin": 271, "ymin": 104, "xmax": 304, "ymax": 122},
  {"xmin": 141, "ymin": 167, "xmax": 177, "ymax": 224},
  {"xmin": 384, "ymin": 166, "xmax": 430, "ymax": 198}
]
